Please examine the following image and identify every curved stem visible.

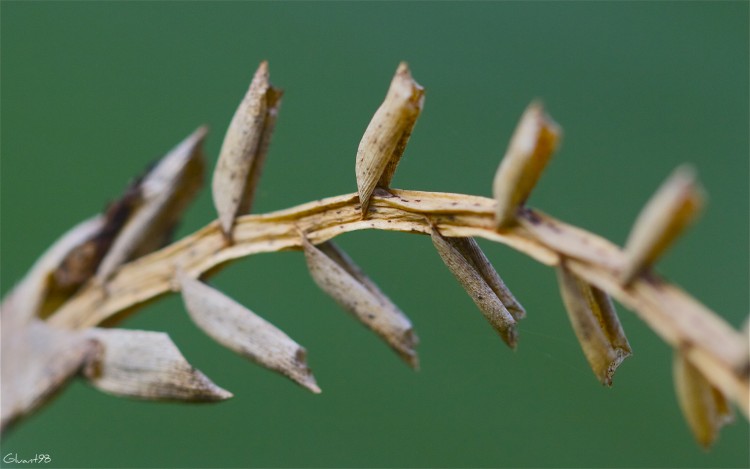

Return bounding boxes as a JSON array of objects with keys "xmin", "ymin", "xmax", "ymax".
[{"xmin": 47, "ymin": 188, "xmax": 750, "ymax": 417}]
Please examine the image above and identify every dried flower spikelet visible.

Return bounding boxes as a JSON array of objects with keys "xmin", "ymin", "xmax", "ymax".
[
  {"xmin": 83, "ymin": 328, "xmax": 232, "ymax": 402},
  {"xmin": 430, "ymin": 227, "xmax": 518, "ymax": 349},
  {"xmin": 493, "ymin": 101, "xmax": 561, "ymax": 228},
  {"xmin": 2, "ymin": 215, "xmax": 104, "ymax": 322},
  {"xmin": 673, "ymin": 351, "xmax": 734, "ymax": 448},
  {"xmin": 212, "ymin": 61, "xmax": 283, "ymax": 237},
  {"xmin": 96, "ymin": 127, "xmax": 207, "ymax": 280},
  {"xmin": 556, "ymin": 263, "xmax": 632, "ymax": 386},
  {"xmin": 301, "ymin": 236, "xmax": 419, "ymax": 368},
  {"xmin": 1, "ymin": 319, "xmax": 95, "ymax": 432},
  {"xmin": 179, "ymin": 273, "xmax": 320, "ymax": 393},
  {"xmin": 356, "ymin": 62, "xmax": 424, "ymax": 218},
  {"xmin": 621, "ymin": 165, "xmax": 704, "ymax": 285},
  {"xmin": 449, "ymin": 236, "xmax": 526, "ymax": 321}
]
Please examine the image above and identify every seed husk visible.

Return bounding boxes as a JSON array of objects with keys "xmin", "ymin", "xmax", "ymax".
[
  {"xmin": 179, "ymin": 273, "xmax": 320, "ymax": 393},
  {"xmin": 356, "ymin": 62, "xmax": 424, "ymax": 218},
  {"xmin": 302, "ymin": 236, "xmax": 419, "ymax": 368},
  {"xmin": 556, "ymin": 262, "xmax": 632, "ymax": 386},
  {"xmin": 493, "ymin": 101, "xmax": 561, "ymax": 228}
]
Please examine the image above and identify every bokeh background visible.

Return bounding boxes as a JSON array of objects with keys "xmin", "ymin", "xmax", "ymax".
[{"xmin": 1, "ymin": 2, "xmax": 748, "ymax": 468}]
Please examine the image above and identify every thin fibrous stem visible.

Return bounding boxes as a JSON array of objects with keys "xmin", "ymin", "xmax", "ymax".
[{"xmin": 46, "ymin": 188, "xmax": 749, "ymax": 418}]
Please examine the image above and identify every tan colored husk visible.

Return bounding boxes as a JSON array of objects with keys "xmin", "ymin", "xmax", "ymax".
[
  {"xmin": 449, "ymin": 236, "xmax": 526, "ymax": 321},
  {"xmin": 1, "ymin": 215, "xmax": 104, "ymax": 322},
  {"xmin": 673, "ymin": 351, "xmax": 734, "ymax": 448},
  {"xmin": 83, "ymin": 328, "xmax": 232, "ymax": 402},
  {"xmin": 212, "ymin": 61, "xmax": 283, "ymax": 237},
  {"xmin": 0, "ymin": 319, "xmax": 95, "ymax": 431},
  {"xmin": 356, "ymin": 62, "xmax": 424, "ymax": 217},
  {"xmin": 621, "ymin": 165, "xmax": 704, "ymax": 285},
  {"xmin": 430, "ymin": 226, "xmax": 517, "ymax": 348},
  {"xmin": 556, "ymin": 263, "xmax": 632, "ymax": 385},
  {"xmin": 178, "ymin": 273, "xmax": 320, "ymax": 393},
  {"xmin": 493, "ymin": 101, "xmax": 561, "ymax": 228},
  {"xmin": 302, "ymin": 236, "xmax": 419, "ymax": 368},
  {"xmin": 96, "ymin": 127, "xmax": 206, "ymax": 280}
]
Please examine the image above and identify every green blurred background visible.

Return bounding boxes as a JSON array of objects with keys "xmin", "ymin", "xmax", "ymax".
[{"xmin": 1, "ymin": 2, "xmax": 748, "ymax": 468}]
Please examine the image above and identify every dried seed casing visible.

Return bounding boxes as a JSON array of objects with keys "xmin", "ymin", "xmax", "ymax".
[
  {"xmin": 673, "ymin": 351, "xmax": 733, "ymax": 448},
  {"xmin": 83, "ymin": 328, "xmax": 231, "ymax": 402},
  {"xmin": 493, "ymin": 101, "xmax": 561, "ymax": 228},
  {"xmin": 96, "ymin": 126, "xmax": 206, "ymax": 280},
  {"xmin": 621, "ymin": 165, "xmax": 704, "ymax": 285},
  {"xmin": 556, "ymin": 262, "xmax": 631, "ymax": 386},
  {"xmin": 301, "ymin": 236, "xmax": 419, "ymax": 368},
  {"xmin": 356, "ymin": 62, "xmax": 424, "ymax": 217},
  {"xmin": 179, "ymin": 273, "xmax": 320, "ymax": 393},
  {"xmin": 430, "ymin": 226, "xmax": 518, "ymax": 349},
  {"xmin": 212, "ymin": 61, "xmax": 283, "ymax": 237}
]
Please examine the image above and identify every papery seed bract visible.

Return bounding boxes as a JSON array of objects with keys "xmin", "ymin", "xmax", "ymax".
[
  {"xmin": 673, "ymin": 351, "xmax": 733, "ymax": 448},
  {"xmin": 556, "ymin": 263, "xmax": 631, "ymax": 386},
  {"xmin": 356, "ymin": 62, "xmax": 424, "ymax": 218},
  {"xmin": 96, "ymin": 127, "xmax": 206, "ymax": 280},
  {"xmin": 212, "ymin": 61, "xmax": 283, "ymax": 238},
  {"xmin": 430, "ymin": 227, "xmax": 518, "ymax": 349},
  {"xmin": 493, "ymin": 101, "xmax": 561, "ymax": 228},
  {"xmin": 179, "ymin": 273, "xmax": 320, "ymax": 393},
  {"xmin": 83, "ymin": 328, "xmax": 232, "ymax": 402},
  {"xmin": 301, "ymin": 236, "xmax": 419, "ymax": 368},
  {"xmin": 621, "ymin": 165, "xmax": 704, "ymax": 285}
]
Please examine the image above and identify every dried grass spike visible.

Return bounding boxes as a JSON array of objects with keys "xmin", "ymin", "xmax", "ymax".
[
  {"xmin": 356, "ymin": 62, "xmax": 424, "ymax": 217},
  {"xmin": 673, "ymin": 351, "xmax": 734, "ymax": 448},
  {"xmin": 212, "ymin": 61, "xmax": 283, "ymax": 237},
  {"xmin": 556, "ymin": 263, "xmax": 632, "ymax": 386},
  {"xmin": 430, "ymin": 227, "xmax": 518, "ymax": 349},
  {"xmin": 302, "ymin": 236, "xmax": 419, "ymax": 368},
  {"xmin": 2, "ymin": 215, "xmax": 104, "ymax": 322},
  {"xmin": 493, "ymin": 101, "xmax": 561, "ymax": 228},
  {"xmin": 450, "ymin": 236, "xmax": 526, "ymax": 320},
  {"xmin": 96, "ymin": 127, "xmax": 206, "ymax": 280},
  {"xmin": 178, "ymin": 273, "xmax": 320, "ymax": 393},
  {"xmin": 1, "ymin": 319, "xmax": 95, "ymax": 433},
  {"xmin": 83, "ymin": 328, "xmax": 232, "ymax": 402},
  {"xmin": 621, "ymin": 165, "xmax": 704, "ymax": 285}
]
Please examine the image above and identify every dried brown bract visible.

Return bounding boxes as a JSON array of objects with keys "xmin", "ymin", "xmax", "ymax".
[
  {"xmin": 212, "ymin": 61, "xmax": 283, "ymax": 238},
  {"xmin": 556, "ymin": 262, "xmax": 632, "ymax": 385},
  {"xmin": 179, "ymin": 273, "xmax": 320, "ymax": 393},
  {"xmin": 673, "ymin": 351, "xmax": 734, "ymax": 447},
  {"xmin": 356, "ymin": 62, "xmax": 424, "ymax": 217},
  {"xmin": 493, "ymin": 101, "xmax": 561, "ymax": 228},
  {"xmin": 302, "ymin": 235, "xmax": 419, "ymax": 368},
  {"xmin": 430, "ymin": 226, "xmax": 519, "ymax": 349},
  {"xmin": 621, "ymin": 166, "xmax": 704, "ymax": 285},
  {"xmin": 83, "ymin": 328, "xmax": 232, "ymax": 402}
]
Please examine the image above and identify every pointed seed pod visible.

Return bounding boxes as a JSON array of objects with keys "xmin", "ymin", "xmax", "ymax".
[
  {"xmin": 96, "ymin": 127, "xmax": 207, "ymax": 280},
  {"xmin": 673, "ymin": 351, "xmax": 734, "ymax": 448},
  {"xmin": 179, "ymin": 273, "xmax": 320, "ymax": 393},
  {"xmin": 493, "ymin": 101, "xmax": 561, "ymax": 228},
  {"xmin": 212, "ymin": 61, "xmax": 283, "ymax": 237},
  {"xmin": 301, "ymin": 236, "xmax": 419, "ymax": 368},
  {"xmin": 449, "ymin": 236, "xmax": 526, "ymax": 321},
  {"xmin": 3, "ymin": 215, "xmax": 104, "ymax": 322},
  {"xmin": 1, "ymin": 319, "xmax": 96, "ymax": 432},
  {"xmin": 83, "ymin": 328, "xmax": 232, "ymax": 402},
  {"xmin": 430, "ymin": 227, "xmax": 518, "ymax": 349},
  {"xmin": 621, "ymin": 166, "xmax": 704, "ymax": 285},
  {"xmin": 556, "ymin": 263, "xmax": 632, "ymax": 385},
  {"xmin": 356, "ymin": 62, "xmax": 424, "ymax": 218}
]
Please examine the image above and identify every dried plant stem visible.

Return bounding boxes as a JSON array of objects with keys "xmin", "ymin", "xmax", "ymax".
[{"xmin": 45, "ymin": 188, "xmax": 749, "ymax": 417}]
